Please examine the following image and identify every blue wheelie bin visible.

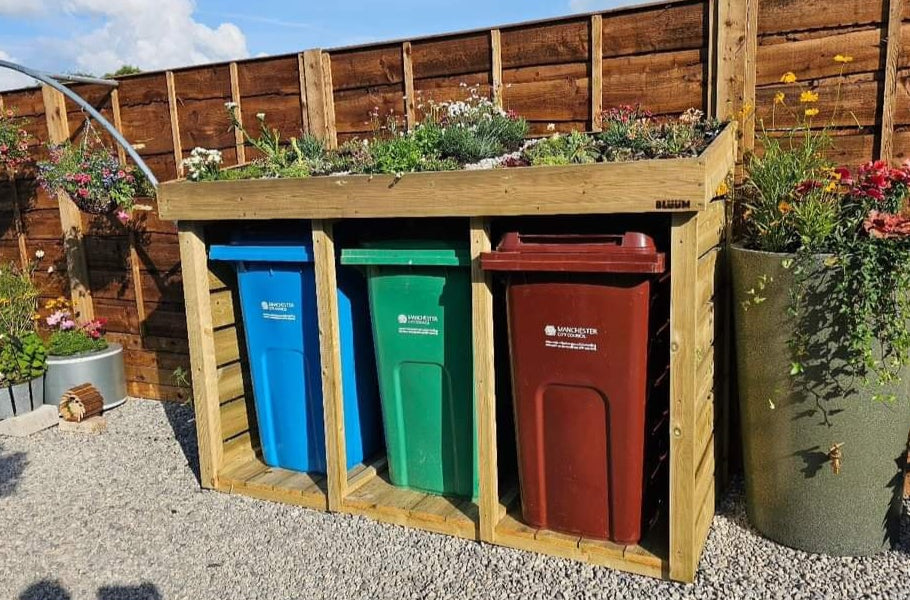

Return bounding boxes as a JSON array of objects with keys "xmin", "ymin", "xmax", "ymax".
[{"xmin": 210, "ymin": 232, "xmax": 382, "ymax": 473}]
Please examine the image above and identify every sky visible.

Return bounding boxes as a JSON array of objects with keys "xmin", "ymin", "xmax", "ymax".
[{"xmin": 0, "ymin": 0, "xmax": 634, "ymax": 91}]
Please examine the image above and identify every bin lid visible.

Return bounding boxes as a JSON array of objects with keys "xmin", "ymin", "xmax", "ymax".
[
  {"xmin": 209, "ymin": 231, "xmax": 314, "ymax": 263},
  {"xmin": 480, "ymin": 232, "xmax": 665, "ymax": 274},
  {"xmin": 341, "ymin": 240, "xmax": 470, "ymax": 267}
]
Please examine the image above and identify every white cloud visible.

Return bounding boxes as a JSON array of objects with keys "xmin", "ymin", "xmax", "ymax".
[
  {"xmin": 0, "ymin": 50, "xmax": 39, "ymax": 91},
  {"xmin": 0, "ymin": 0, "xmax": 248, "ymax": 89}
]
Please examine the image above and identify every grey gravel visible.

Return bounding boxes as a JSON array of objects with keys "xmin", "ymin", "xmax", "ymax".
[{"xmin": 1, "ymin": 399, "xmax": 909, "ymax": 600}]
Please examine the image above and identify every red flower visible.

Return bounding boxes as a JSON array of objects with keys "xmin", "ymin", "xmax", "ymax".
[
  {"xmin": 863, "ymin": 210, "xmax": 910, "ymax": 239},
  {"xmin": 833, "ymin": 166, "xmax": 853, "ymax": 185},
  {"xmin": 795, "ymin": 180, "xmax": 821, "ymax": 196}
]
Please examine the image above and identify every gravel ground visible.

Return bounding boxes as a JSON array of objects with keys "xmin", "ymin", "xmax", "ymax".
[{"xmin": 0, "ymin": 399, "xmax": 908, "ymax": 600}]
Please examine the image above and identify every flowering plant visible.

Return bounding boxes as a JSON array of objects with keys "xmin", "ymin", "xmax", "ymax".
[
  {"xmin": 37, "ymin": 130, "xmax": 145, "ymax": 221},
  {"xmin": 739, "ymin": 55, "xmax": 910, "ymax": 394},
  {"xmin": 182, "ymin": 147, "xmax": 223, "ymax": 181},
  {"xmin": 0, "ymin": 260, "xmax": 46, "ymax": 386},
  {"xmin": 41, "ymin": 297, "xmax": 109, "ymax": 356},
  {"xmin": 0, "ymin": 108, "xmax": 31, "ymax": 174}
]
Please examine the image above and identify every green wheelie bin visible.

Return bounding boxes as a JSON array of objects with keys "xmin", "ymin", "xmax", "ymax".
[{"xmin": 341, "ymin": 241, "xmax": 478, "ymax": 498}]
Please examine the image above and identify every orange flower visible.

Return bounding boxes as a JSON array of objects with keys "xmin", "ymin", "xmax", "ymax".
[
  {"xmin": 773, "ymin": 92, "xmax": 785, "ymax": 104},
  {"xmin": 780, "ymin": 72, "xmax": 797, "ymax": 84},
  {"xmin": 805, "ymin": 108, "xmax": 820, "ymax": 117},
  {"xmin": 779, "ymin": 201, "xmax": 792, "ymax": 214}
]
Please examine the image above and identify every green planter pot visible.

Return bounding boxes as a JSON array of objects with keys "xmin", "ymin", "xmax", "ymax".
[{"xmin": 730, "ymin": 244, "xmax": 910, "ymax": 556}]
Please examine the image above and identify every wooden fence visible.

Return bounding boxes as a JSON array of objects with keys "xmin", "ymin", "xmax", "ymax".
[{"xmin": 0, "ymin": 0, "xmax": 907, "ymax": 402}]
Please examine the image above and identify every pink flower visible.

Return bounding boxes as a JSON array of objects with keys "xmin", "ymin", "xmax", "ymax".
[
  {"xmin": 115, "ymin": 209, "xmax": 130, "ymax": 224},
  {"xmin": 77, "ymin": 188, "xmax": 90, "ymax": 198},
  {"xmin": 863, "ymin": 210, "xmax": 910, "ymax": 239},
  {"xmin": 60, "ymin": 318, "xmax": 76, "ymax": 331},
  {"xmin": 46, "ymin": 310, "xmax": 65, "ymax": 327}
]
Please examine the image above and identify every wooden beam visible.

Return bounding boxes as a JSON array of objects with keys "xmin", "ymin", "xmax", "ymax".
[
  {"xmin": 312, "ymin": 220, "xmax": 347, "ymax": 511},
  {"xmin": 297, "ymin": 53, "xmax": 311, "ymax": 135},
  {"xmin": 402, "ymin": 42, "xmax": 417, "ymax": 130},
  {"xmin": 229, "ymin": 62, "xmax": 247, "ymax": 165},
  {"xmin": 166, "ymin": 71, "xmax": 184, "ymax": 178},
  {"xmin": 470, "ymin": 217, "xmax": 498, "ymax": 543},
  {"xmin": 669, "ymin": 212, "xmax": 699, "ymax": 583},
  {"xmin": 879, "ymin": 0, "xmax": 902, "ymax": 163},
  {"xmin": 5, "ymin": 169, "xmax": 29, "ymax": 271},
  {"xmin": 590, "ymin": 14, "xmax": 603, "ymax": 131},
  {"xmin": 177, "ymin": 222, "xmax": 223, "ymax": 488},
  {"xmin": 491, "ymin": 29, "xmax": 503, "ymax": 108},
  {"xmin": 714, "ymin": 0, "xmax": 757, "ymax": 160},
  {"xmin": 302, "ymin": 49, "xmax": 337, "ymax": 148},
  {"xmin": 110, "ymin": 89, "xmax": 127, "ymax": 164},
  {"xmin": 41, "ymin": 85, "xmax": 94, "ymax": 322}
]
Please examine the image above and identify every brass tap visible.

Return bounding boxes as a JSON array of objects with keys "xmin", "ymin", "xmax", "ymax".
[{"xmin": 828, "ymin": 443, "xmax": 844, "ymax": 475}]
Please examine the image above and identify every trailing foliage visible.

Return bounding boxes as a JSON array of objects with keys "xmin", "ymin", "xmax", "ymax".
[
  {"xmin": 0, "ymin": 107, "xmax": 31, "ymax": 173},
  {"xmin": 0, "ymin": 332, "xmax": 47, "ymax": 385}
]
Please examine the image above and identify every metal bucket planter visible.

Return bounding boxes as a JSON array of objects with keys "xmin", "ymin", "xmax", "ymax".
[
  {"xmin": 0, "ymin": 376, "xmax": 45, "ymax": 420},
  {"xmin": 730, "ymin": 244, "xmax": 910, "ymax": 555},
  {"xmin": 44, "ymin": 343, "xmax": 127, "ymax": 411}
]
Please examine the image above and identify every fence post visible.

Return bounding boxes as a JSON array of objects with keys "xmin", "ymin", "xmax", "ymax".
[{"xmin": 41, "ymin": 85, "xmax": 94, "ymax": 321}]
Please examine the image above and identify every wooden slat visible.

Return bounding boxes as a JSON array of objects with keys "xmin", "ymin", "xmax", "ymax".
[
  {"xmin": 178, "ymin": 223, "xmax": 222, "ymax": 488},
  {"xmin": 716, "ymin": 0, "xmax": 757, "ymax": 157},
  {"xmin": 402, "ymin": 42, "xmax": 417, "ymax": 129},
  {"xmin": 491, "ymin": 29, "xmax": 503, "ymax": 107},
  {"xmin": 696, "ymin": 301, "xmax": 715, "ymax": 361},
  {"xmin": 42, "ymin": 85, "xmax": 94, "ymax": 322},
  {"xmin": 157, "ymin": 124, "xmax": 740, "ymax": 221},
  {"xmin": 213, "ymin": 324, "xmax": 242, "ymax": 367},
  {"xmin": 697, "ymin": 199, "xmax": 726, "ymax": 256},
  {"xmin": 127, "ymin": 231, "xmax": 147, "ymax": 336},
  {"xmin": 217, "ymin": 361, "xmax": 245, "ymax": 404},
  {"xmin": 346, "ymin": 456, "xmax": 388, "ymax": 495},
  {"xmin": 297, "ymin": 53, "xmax": 311, "ymax": 135},
  {"xmin": 166, "ymin": 71, "xmax": 184, "ymax": 178},
  {"xmin": 210, "ymin": 289, "xmax": 236, "ymax": 329},
  {"xmin": 471, "ymin": 218, "xmax": 498, "ymax": 543},
  {"xmin": 220, "ymin": 396, "xmax": 250, "ymax": 441},
  {"xmin": 303, "ymin": 49, "xmax": 330, "ymax": 144},
  {"xmin": 320, "ymin": 52, "xmax": 338, "ymax": 149},
  {"xmin": 880, "ymin": 0, "xmax": 902, "ymax": 162},
  {"xmin": 696, "ymin": 248, "xmax": 720, "ymax": 311},
  {"xmin": 590, "ymin": 15, "xmax": 603, "ymax": 131},
  {"xmin": 312, "ymin": 220, "xmax": 346, "ymax": 512},
  {"xmin": 110, "ymin": 89, "xmax": 127, "ymax": 164},
  {"xmin": 669, "ymin": 212, "xmax": 699, "ymax": 583},
  {"xmin": 229, "ymin": 62, "xmax": 246, "ymax": 165},
  {"xmin": 696, "ymin": 388, "xmax": 714, "ymax": 463}
]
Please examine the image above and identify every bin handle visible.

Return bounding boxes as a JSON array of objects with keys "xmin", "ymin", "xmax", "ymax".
[{"xmin": 500, "ymin": 232, "xmax": 655, "ymax": 251}]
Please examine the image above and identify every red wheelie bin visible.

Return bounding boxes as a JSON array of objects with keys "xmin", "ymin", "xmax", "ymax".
[{"xmin": 482, "ymin": 232, "xmax": 667, "ymax": 543}]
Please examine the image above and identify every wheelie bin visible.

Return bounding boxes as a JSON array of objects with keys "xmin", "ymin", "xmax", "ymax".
[
  {"xmin": 210, "ymin": 232, "xmax": 383, "ymax": 474},
  {"xmin": 341, "ymin": 241, "xmax": 477, "ymax": 498},
  {"xmin": 481, "ymin": 232, "xmax": 666, "ymax": 543}
]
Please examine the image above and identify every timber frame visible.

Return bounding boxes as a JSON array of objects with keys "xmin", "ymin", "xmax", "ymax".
[{"xmin": 174, "ymin": 121, "xmax": 734, "ymax": 582}]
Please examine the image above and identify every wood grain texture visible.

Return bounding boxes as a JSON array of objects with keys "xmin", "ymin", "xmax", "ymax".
[
  {"xmin": 402, "ymin": 42, "xmax": 417, "ymax": 129},
  {"xmin": 590, "ymin": 15, "xmax": 603, "ymax": 131},
  {"xmin": 177, "ymin": 223, "xmax": 222, "ymax": 488},
  {"xmin": 42, "ymin": 85, "xmax": 94, "ymax": 321},
  {"xmin": 880, "ymin": 0, "xmax": 903, "ymax": 162},
  {"xmin": 669, "ymin": 212, "xmax": 699, "ymax": 583},
  {"xmin": 165, "ymin": 71, "xmax": 184, "ymax": 178},
  {"xmin": 229, "ymin": 62, "xmax": 246, "ymax": 164},
  {"xmin": 312, "ymin": 221, "xmax": 347, "ymax": 511},
  {"xmin": 470, "ymin": 218, "xmax": 498, "ymax": 543},
  {"xmin": 491, "ymin": 29, "xmax": 503, "ymax": 108},
  {"xmin": 158, "ymin": 124, "xmax": 741, "ymax": 220}
]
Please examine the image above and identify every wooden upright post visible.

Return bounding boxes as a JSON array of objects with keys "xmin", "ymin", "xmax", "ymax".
[
  {"xmin": 590, "ymin": 15, "xmax": 604, "ymax": 131},
  {"xmin": 490, "ymin": 30, "xmax": 503, "ymax": 108},
  {"xmin": 312, "ymin": 220, "xmax": 348, "ymax": 512},
  {"xmin": 669, "ymin": 213, "xmax": 699, "ymax": 583},
  {"xmin": 471, "ymin": 217, "xmax": 499, "ymax": 542},
  {"xmin": 302, "ymin": 49, "xmax": 337, "ymax": 149},
  {"xmin": 714, "ymin": 0, "xmax": 757, "ymax": 162},
  {"xmin": 402, "ymin": 42, "xmax": 417, "ymax": 130},
  {"xmin": 879, "ymin": 0, "xmax": 902, "ymax": 163},
  {"xmin": 41, "ymin": 85, "xmax": 94, "ymax": 321}
]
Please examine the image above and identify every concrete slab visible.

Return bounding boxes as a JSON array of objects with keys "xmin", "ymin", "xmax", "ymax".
[{"xmin": 0, "ymin": 405, "xmax": 60, "ymax": 437}]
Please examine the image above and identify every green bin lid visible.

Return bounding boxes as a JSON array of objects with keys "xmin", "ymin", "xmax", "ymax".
[{"xmin": 340, "ymin": 240, "xmax": 470, "ymax": 267}]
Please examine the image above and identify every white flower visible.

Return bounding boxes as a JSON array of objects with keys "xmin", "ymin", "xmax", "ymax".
[
  {"xmin": 224, "ymin": 101, "xmax": 238, "ymax": 110},
  {"xmin": 546, "ymin": 123, "xmax": 556, "ymax": 132},
  {"xmin": 35, "ymin": 249, "xmax": 45, "ymax": 259},
  {"xmin": 256, "ymin": 112, "xmax": 266, "ymax": 120},
  {"xmin": 47, "ymin": 266, "xmax": 54, "ymax": 274}
]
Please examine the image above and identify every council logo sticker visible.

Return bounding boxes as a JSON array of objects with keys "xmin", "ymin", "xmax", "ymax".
[
  {"xmin": 260, "ymin": 301, "xmax": 269, "ymax": 310},
  {"xmin": 397, "ymin": 314, "xmax": 408, "ymax": 324},
  {"xmin": 544, "ymin": 325, "xmax": 556, "ymax": 336}
]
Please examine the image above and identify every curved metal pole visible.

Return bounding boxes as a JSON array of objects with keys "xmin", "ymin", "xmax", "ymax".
[{"xmin": 0, "ymin": 59, "xmax": 159, "ymax": 187}]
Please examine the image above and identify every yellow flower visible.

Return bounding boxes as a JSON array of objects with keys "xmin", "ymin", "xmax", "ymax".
[
  {"xmin": 739, "ymin": 102, "xmax": 754, "ymax": 119},
  {"xmin": 833, "ymin": 54, "xmax": 853, "ymax": 64},
  {"xmin": 800, "ymin": 90, "xmax": 819, "ymax": 103},
  {"xmin": 805, "ymin": 108, "xmax": 819, "ymax": 117},
  {"xmin": 779, "ymin": 201, "xmax": 792, "ymax": 214},
  {"xmin": 780, "ymin": 72, "xmax": 797, "ymax": 84},
  {"xmin": 32, "ymin": 313, "xmax": 41, "ymax": 321},
  {"xmin": 773, "ymin": 92, "xmax": 785, "ymax": 104},
  {"xmin": 825, "ymin": 181, "xmax": 837, "ymax": 193},
  {"xmin": 715, "ymin": 181, "xmax": 729, "ymax": 196}
]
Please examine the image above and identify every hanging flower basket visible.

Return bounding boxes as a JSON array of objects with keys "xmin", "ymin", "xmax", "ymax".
[{"xmin": 36, "ymin": 126, "xmax": 149, "ymax": 222}]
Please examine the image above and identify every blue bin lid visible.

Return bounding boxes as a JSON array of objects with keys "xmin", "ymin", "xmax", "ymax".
[{"xmin": 209, "ymin": 231, "xmax": 314, "ymax": 263}]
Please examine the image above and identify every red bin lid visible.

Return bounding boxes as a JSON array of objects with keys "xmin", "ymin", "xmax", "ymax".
[{"xmin": 480, "ymin": 232, "xmax": 666, "ymax": 273}]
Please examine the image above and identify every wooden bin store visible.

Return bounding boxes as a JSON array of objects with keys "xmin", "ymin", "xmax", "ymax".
[{"xmin": 160, "ymin": 121, "xmax": 734, "ymax": 583}]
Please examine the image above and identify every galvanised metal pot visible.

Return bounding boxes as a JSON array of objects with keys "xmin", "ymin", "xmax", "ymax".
[
  {"xmin": 731, "ymin": 244, "xmax": 910, "ymax": 555},
  {"xmin": 44, "ymin": 343, "xmax": 127, "ymax": 411},
  {"xmin": 0, "ymin": 376, "xmax": 45, "ymax": 420}
]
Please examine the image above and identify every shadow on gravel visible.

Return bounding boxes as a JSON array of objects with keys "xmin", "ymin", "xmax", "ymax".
[
  {"xmin": 163, "ymin": 401, "xmax": 201, "ymax": 485},
  {"xmin": 0, "ymin": 444, "xmax": 27, "ymax": 498},
  {"xmin": 19, "ymin": 580, "xmax": 162, "ymax": 600}
]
